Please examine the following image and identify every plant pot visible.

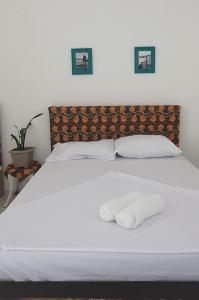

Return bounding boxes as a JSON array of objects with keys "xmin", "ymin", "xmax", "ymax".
[{"xmin": 9, "ymin": 147, "xmax": 34, "ymax": 168}]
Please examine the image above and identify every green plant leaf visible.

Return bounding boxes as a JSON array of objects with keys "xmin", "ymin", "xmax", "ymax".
[
  {"xmin": 20, "ymin": 128, "xmax": 26, "ymax": 150},
  {"xmin": 11, "ymin": 134, "xmax": 22, "ymax": 150},
  {"xmin": 11, "ymin": 113, "xmax": 43, "ymax": 150},
  {"xmin": 26, "ymin": 113, "xmax": 44, "ymax": 130}
]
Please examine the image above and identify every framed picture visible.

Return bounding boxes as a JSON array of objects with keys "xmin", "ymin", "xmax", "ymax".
[
  {"xmin": 71, "ymin": 48, "xmax": 93, "ymax": 75},
  {"xmin": 134, "ymin": 46, "xmax": 155, "ymax": 73}
]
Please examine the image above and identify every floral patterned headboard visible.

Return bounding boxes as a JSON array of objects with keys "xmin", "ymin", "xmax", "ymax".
[{"xmin": 48, "ymin": 105, "xmax": 181, "ymax": 149}]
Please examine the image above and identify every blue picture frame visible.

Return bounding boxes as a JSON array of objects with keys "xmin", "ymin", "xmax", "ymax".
[
  {"xmin": 134, "ymin": 46, "xmax": 155, "ymax": 73},
  {"xmin": 71, "ymin": 48, "xmax": 93, "ymax": 75}
]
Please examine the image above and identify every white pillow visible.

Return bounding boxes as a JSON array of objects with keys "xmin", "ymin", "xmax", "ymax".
[
  {"xmin": 115, "ymin": 135, "xmax": 182, "ymax": 158},
  {"xmin": 46, "ymin": 139, "xmax": 116, "ymax": 161}
]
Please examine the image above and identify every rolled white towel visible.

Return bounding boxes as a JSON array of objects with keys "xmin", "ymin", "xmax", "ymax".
[
  {"xmin": 116, "ymin": 194, "xmax": 164, "ymax": 229},
  {"xmin": 100, "ymin": 192, "xmax": 142, "ymax": 222}
]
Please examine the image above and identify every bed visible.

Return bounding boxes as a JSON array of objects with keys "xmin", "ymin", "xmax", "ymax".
[{"xmin": 1, "ymin": 105, "xmax": 199, "ymax": 299}]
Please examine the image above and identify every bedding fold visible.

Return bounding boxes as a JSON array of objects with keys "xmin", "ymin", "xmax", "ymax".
[{"xmin": 1, "ymin": 171, "xmax": 199, "ymax": 254}]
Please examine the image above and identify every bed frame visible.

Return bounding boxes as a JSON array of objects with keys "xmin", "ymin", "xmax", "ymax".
[
  {"xmin": 1, "ymin": 281, "xmax": 199, "ymax": 299},
  {"xmin": 2, "ymin": 105, "xmax": 199, "ymax": 299}
]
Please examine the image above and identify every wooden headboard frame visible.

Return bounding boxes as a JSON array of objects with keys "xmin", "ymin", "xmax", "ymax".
[{"xmin": 48, "ymin": 105, "xmax": 181, "ymax": 149}]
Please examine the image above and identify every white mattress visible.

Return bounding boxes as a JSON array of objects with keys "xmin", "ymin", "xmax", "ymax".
[{"xmin": 0, "ymin": 155, "xmax": 199, "ymax": 281}]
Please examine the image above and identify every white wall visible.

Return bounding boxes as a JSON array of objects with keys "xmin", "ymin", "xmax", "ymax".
[{"xmin": 0, "ymin": 0, "xmax": 199, "ymax": 167}]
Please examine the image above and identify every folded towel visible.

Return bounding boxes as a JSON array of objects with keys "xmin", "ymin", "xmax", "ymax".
[
  {"xmin": 116, "ymin": 194, "xmax": 164, "ymax": 229},
  {"xmin": 100, "ymin": 192, "xmax": 142, "ymax": 222}
]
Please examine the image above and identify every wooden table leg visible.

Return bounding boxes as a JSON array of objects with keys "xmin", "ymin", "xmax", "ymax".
[
  {"xmin": 3, "ymin": 174, "xmax": 18, "ymax": 208},
  {"xmin": 3, "ymin": 173, "xmax": 34, "ymax": 208},
  {"xmin": 0, "ymin": 169, "xmax": 4, "ymax": 197}
]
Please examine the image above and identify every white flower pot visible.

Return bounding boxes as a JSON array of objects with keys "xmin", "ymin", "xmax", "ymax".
[{"xmin": 9, "ymin": 147, "xmax": 34, "ymax": 168}]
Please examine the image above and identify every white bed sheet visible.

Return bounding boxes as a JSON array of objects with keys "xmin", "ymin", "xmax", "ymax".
[
  {"xmin": 10, "ymin": 155, "xmax": 199, "ymax": 208},
  {"xmin": 0, "ymin": 155, "xmax": 199, "ymax": 281}
]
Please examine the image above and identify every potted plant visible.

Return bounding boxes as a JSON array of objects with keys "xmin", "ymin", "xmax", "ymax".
[{"xmin": 9, "ymin": 113, "xmax": 43, "ymax": 168}]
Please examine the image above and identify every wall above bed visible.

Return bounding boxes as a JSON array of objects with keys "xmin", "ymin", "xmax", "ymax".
[{"xmin": 0, "ymin": 0, "xmax": 199, "ymax": 167}]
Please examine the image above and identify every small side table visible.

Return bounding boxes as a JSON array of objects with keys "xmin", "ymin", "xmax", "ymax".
[{"xmin": 4, "ymin": 160, "xmax": 41, "ymax": 208}]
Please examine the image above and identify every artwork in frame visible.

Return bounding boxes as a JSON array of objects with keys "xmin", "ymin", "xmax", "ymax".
[
  {"xmin": 134, "ymin": 46, "xmax": 155, "ymax": 73},
  {"xmin": 71, "ymin": 48, "xmax": 93, "ymax": 75}
]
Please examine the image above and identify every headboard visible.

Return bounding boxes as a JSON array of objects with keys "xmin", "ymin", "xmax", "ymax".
[{"xmin": 48, "ymin": 105, "xmax": 181, "ymax": 149}]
